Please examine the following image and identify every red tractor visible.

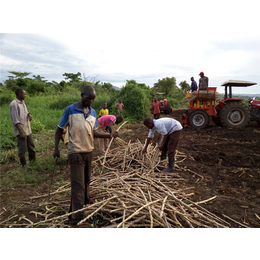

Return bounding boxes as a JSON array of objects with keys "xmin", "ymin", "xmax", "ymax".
[{"xmin": 182, "ymin": 80, "xmax": 259, "ymax": 129}]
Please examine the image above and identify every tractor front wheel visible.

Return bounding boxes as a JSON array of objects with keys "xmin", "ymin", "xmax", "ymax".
[
  {"xmin": 188, "ymin": 109, "xmax": 210, "ymax": 129},
  {"xmin": 219, "ymin": 102, "xmax": 250, "ymax": 128}
]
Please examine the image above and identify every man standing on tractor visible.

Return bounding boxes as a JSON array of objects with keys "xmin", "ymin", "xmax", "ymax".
[
  {"xmin": 190, "ymin": 77, "xmax": 198, "ymax": 92},
  {"xmin": 198, "ymin": 72, "xmax": 209, "ymax": 90}
]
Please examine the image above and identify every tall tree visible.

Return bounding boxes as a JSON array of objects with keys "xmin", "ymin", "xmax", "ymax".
[
  {"xmin": 62, "ymin": 72, "xmax": 82, "ymax": 82},
  {"xmin": 179, "ymin": 80, "xmax": 190, "ymax": 93},
  {"xmin": 155, "ymin": 77, "xmax": 177, "ymax": 96},
  {"xmin": 8, "ymin": 71, "xmax": 30, "ymax": 79},
  {"xmin": 33, "ymin": 75, "xmax": 47, "ymax": 82}
]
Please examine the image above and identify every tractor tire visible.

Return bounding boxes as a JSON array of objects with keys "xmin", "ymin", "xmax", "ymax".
[
  {"xmin": 212, "ymin": 104, "xmax": 222, "ymax": 126},
  {"xmin": 219, "ymin": 102, "xmax": 250, "ymax": 128},
  {"xmin": 188, "ymin": 109, "xmax": 210, "ymax": 129}
]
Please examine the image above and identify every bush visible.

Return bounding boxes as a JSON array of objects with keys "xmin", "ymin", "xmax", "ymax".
[
  {"xmin": 4, "ymin": 78, "xmax": 17, "ymax": 92},
  {"xmin": 49, "ymin": 94, "xmax": 79, "ymax": 110},
  {"xmin": 117, "ymin": 82, "xmax": 151, "ymax": 121},
  {"xmin": 31, "ymin": 118, "xmax": 45, "ymax": 133},
  {"xmin": 27, "ymin": 81, "xmax": 46, "ymax": 95},
  {"xmin": 0, "ymin": 86, "xmax": 14, "ymax": 106}
]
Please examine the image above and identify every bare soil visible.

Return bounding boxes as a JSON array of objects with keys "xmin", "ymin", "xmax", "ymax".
[{"xmin": 1, "ymin": 109, "xmax": 260, "ymax": 228}]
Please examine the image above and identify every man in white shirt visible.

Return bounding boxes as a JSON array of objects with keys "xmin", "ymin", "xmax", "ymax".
[
  {"xmin": 9, "ymin": 88, "xmax": 36, "ymax": 168},
  {"xmin": 142, "ymin": 117, "xmax": 183, "ymax": 172}
]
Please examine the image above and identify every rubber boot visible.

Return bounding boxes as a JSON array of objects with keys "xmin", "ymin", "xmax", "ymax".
[
  {"xmin": 160, "ymin": 151, "xmax": 167, "ymax": 160},
  {"xmin": 163, "ymin": 157, "xmax": 175, "ymax": 172}
]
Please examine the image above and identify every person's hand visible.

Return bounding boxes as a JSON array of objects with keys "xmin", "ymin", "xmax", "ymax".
[
  {"xmin": 19, "ymin": 131, "xmax": 26, "ymax": 140},
  {"xmin": 27, "ymin": 113, "xmax": 33, "ymax": 121},
  {"xmin": 53, "ymin": 148, "xmax": 60, "ymax": 159},
  {"xmin": 111, "ymin": 131, "xmax": 118, "ymax": 139}
]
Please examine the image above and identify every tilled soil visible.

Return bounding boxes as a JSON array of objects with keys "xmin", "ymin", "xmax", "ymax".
[{"xmin": 1, "ymin": 109, "xmax": 260, "ymax": 228}]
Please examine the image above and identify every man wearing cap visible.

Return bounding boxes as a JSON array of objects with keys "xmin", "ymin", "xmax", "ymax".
[{"xmin": 198, "ymin": 72, "xmax": 209, "ymax": 90}]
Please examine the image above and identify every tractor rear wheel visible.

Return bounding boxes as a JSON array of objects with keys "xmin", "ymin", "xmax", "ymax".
[
  {"xmin": 188, "ymin": 109, "xmax": 210, "ymax": 129},
  {"xmin": 219, "ymin": 102, "xmax": 250, "ymax": 128}
]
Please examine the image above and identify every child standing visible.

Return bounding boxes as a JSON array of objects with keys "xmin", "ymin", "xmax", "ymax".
[
  {"xmin": 99, "ymin": 102, "xmax": 109, "ymax": 117},
  {"xmin": 115, "ymin": 100, "xmax": 124, "ymax": 116}
]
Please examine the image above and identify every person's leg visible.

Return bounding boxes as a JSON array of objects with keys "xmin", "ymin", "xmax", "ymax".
[
  {"xmin": 27, "ymin": 134, "xmax": 36, "ymax": 162},
  {"xmin": 163, "ymin": 130, "xmax": 182, "ymax": 172},
  {"xmin": 17, "ymin": 135, "xmax": 27, "ymax": 167},
  {"xmin": 155, "ymin": 113, "xmax": 160, "ymax": 119},
  {"xmin": 160, "ymin": 136, "xmax": 169, "ymax": 160},
  {"xmin": 84, "ymin": 152, "xmax": 93, "ymax": 205},
  {"xmin": 69, "ymin": 153, "xmax": 85, "ymax": 221}
]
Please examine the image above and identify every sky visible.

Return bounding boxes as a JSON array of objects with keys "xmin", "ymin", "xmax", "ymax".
[{"xmin": 1, "ymin": 0, "xmax": 260, "ymax": 94}]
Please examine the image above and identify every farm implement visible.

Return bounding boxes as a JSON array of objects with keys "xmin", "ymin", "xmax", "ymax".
[{"xmin": 182, "ymin": 80, "xmax": 259, "ymax": 129}]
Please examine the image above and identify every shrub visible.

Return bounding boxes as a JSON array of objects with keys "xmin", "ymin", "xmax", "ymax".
[
  {"xmin": 30, "ymin": 118, "xmax": 45, "ymax": 133},
  {"xmin": 27, "ymin": 81, "xmax": 46, "ymax": 95},
  {"xmin": 118, "ymin": 82, "xmax": 151, "ymax": 120},
  {"xmin": 49, "ymin": 95, "xmax": 79, "ymax": 110},
  {"xmin": 0, "ymin": 86, "xmax": 14, "ymax": 106}
]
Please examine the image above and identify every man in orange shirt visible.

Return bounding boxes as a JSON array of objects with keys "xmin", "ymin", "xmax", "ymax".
[{"xmin": 151, "ymin": 97, "xmax": 161, "ymax": 119}]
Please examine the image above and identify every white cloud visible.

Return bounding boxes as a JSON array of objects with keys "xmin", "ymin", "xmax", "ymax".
[{"xmin": 1, "ymin": 0, "xmax": 260, "ymax": 94}]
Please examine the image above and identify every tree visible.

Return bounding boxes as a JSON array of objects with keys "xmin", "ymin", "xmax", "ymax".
[
  {"xmin": 179, "ymin": 80, "xmax": 190, "ymax": 93},
  {"xmin": 118, "ymin": 80, "xmax": 151, "ymax": 120},
  {"xmin": 102, "ymin": 82, "xmax": 113, "ymax": 91},
  {"xmin": 154, "ymin": 77, "xmax": 177, "ymax": 96},
  {"xmin": 8, "ymin": 71, "xmax": 31, "ymax": 79},
  {"xmin": 33, "ymin": 75, "xmax": 47, "ymax": 82},
  {"xmin": 62, "ymin": 72, "xmax": 82, "ymax": 82}
]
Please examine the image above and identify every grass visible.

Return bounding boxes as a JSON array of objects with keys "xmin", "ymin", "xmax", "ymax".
[{"xmin": 1, "ymin": 153, "xmax": 68, "ymax": 189}]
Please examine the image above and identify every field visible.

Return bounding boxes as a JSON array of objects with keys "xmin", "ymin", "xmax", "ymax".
[{"xmin": 1, "ymin": 109, "xmax": 260, "ymax": 228}]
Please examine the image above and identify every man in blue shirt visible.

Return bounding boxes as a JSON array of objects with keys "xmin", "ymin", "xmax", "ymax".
[
  {"xmin": 53, "ymin": 85, "xmax": 118, "ymax": 226},
  {"xmin": 190, "ymin": 77, "xmax": 198, "ymax": 92},
  {"xmin": 142, "ymin": 117, "xmax": 182, "ymax": 172}
]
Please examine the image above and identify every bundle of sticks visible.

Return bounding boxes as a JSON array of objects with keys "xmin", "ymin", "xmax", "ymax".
[
  {"xmin": 9, "ymin": 138, "xmax": 235, "ymax": 228},
  {"xmin": 183, "ymin": 90, "xmax": 220, "ymax": 103}
]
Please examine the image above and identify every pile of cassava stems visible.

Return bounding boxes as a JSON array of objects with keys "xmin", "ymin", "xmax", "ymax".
[{"xmin": 1, "ymin": 136, "xmax": 236, "ymax": 228}]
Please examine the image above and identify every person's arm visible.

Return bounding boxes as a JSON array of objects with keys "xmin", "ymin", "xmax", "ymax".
[
  {"xmin": 94, "ymin": 130, "xmax": 118, "ymax": 139},
  {"xmin": 10, "ymin": 103, "xmax": 26, "ymax": 139},
  {"xmin": 53, "ymin": 127, "xmax": 64, "ymax": 159},
  {"xmin": 107, "ymin": 120, "xmax": 114, "ymax": 134},
  {"xmin": 15, "ymin": 123, "xmax": 26, "ymax": 140},
  {"xmin": 142, "ymin": 137, "xmax": 152, "ymax": 154}
]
